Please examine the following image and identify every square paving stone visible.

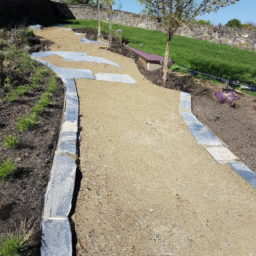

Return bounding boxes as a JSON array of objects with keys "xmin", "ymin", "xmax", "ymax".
[
  {"xmin": 96, "ymin": 73, "xmax": 136, "ymax": 84},
  {"xmin": 43, "ymin": 155, "xmax": 76, "ymax": 218},
  {"xmin": 206, "ymin": 147, "xmax": 238, "ymax": 164},
  {"xmin": 41, "ymin": 217, "xmax": 72, "ymax": 256},
  {"xmin": 228, "ymin": 162, "xmax": 256, "ymax": 189}
]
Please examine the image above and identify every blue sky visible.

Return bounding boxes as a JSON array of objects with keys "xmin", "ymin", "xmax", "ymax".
[{"xmin": 114, "ymin": 0, "xmax": 256, "ymax": 26}]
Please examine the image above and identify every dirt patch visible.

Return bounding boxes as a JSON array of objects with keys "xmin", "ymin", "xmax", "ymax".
[
  {"xmin": 72, "ymin": 28, "xmax": 99, "ymax": 41},
  {"xmin": 109, "ymin": 38, "xmax": 256, "ymax": 173},
  {"xmin": 0, "ymin": 74, "xmax": 64, "ymax": 255}
]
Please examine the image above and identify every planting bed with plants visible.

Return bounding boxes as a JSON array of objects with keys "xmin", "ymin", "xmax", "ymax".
[{"xmin": 0, "ymin": 28, "xmax": 64, "ymax": 255}]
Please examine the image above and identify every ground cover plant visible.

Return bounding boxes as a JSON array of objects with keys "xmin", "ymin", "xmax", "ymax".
[
  {"xmin": 0, "ymin": 28, "xmax": 64, "ymax": 255},
  {"xmin": 59, "ymin": 19, "xmax": 256, "ymax": 87}
]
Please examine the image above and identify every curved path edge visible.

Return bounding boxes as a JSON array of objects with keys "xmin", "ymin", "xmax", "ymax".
[
  {"xmin": 33, "ymin": 58, "xmax": 79, "ymax": 256},
  {"xmin": 180, "ymin": 91, "xmax": 256, "ymax": 189}
]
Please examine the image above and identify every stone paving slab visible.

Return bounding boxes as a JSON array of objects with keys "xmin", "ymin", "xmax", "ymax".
[
  {"xmin": 41, "ymin": 217, "xmax": 72, "ymax": 256},
  {"xmin": 180, "ymin": 112, "xmax": 222, "ymax": 145},
  {"xmin": 80, "ymin": 37, "xmax": 108, "ymax": 46},
  {"xmin": 34, "ymin": 59, "xmax": 95, "ymax": 79},
  {"xmin": 43, "ymin": 155, "xmax": 76, "ymax": 219},
  {"xmin": 206, "ymin": 146, "xmax": 238, "ymax": 164},
  {"xmin": 229, "ymin": 162, "xmax": 256, "ymax": 189},
  {"xmin": 62, "ymin": 78, "xmax": 78, "ymax": 94},
  {"xmin": 179, "ymin": 92, "xmax": 191, "ymax": 112},
  {"xmin": 32, "ymin": 51, "xmax": 120, "ymax": 67},
  {"xmin": 96, "ymin": 73, "xmax": 136, "ymax": 84}
]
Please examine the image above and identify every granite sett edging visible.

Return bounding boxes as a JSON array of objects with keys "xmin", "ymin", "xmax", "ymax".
[
  {"xmin": 32, "ymin": 57, "xmax": 80, "ymax": 255},
  {"xmin": 179, "ymin": 91, "xmax": 256, "ymax": 189}
]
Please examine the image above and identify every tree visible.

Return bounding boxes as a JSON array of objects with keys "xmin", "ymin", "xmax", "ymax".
[
  {"xmin": 225, "ymin": 18, "xmax": 242, "ymax": 28},
  {"xmin": 137, "ymin": 0, "xmax": 240, "ymax": 86}
]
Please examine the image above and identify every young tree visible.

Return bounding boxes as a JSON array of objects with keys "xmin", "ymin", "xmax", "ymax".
[{"xmin": 137, "ymin": 0, "xmax": 240, "ymax": 86}]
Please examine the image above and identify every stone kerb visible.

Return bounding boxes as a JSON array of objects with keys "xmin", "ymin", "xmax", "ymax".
[
  {"xmin": 179, "ymin": 91, "xmax": 256, "ymax": 189},
  {"xmin": 30, "ymin": 58, "xmax": 80, "ymax": 255}
]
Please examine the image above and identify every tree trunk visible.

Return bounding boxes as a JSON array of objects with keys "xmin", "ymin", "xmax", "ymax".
[
  {"xmin": 97, "ymin": 0, "xmax": 101, "ymax": 38},
  {"xmin": 162, "ymin": 27, "xmax": 173, "ymax": 86},
  {"xmin": 109, "ymin": 13, "xmax": 112, "ymax": 49}
]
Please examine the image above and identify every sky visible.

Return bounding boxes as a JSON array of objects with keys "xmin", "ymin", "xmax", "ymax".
[{"xmin": 113, "ymin": 0, "xmax": 256, "ymax": 26}]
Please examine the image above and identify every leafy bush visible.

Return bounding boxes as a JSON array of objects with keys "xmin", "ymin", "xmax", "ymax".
[
  {"xmin": 242, "ymin": 23, "xmax": 255, "ymax": 30},
  {"xmin": 225, "ymin": 19, "xmax": 242, "ymax": 28},
  {"xmin": 3, "ymin": 134, "xmax": 19, "ymax": 149},
  {"xmin": 25, "ymin": 28, "xmax": 34, "ymax": 37},
  {"xmin": 0, "ymin": 234, "xmax": 26, "ymax": 255},
  {"xmin": 0, "ymin": 159, "xmax": 16, "ymax": 180},
  {"xmin": 191, "ymin": 19, "xmax": 212, "ymax": 26}
]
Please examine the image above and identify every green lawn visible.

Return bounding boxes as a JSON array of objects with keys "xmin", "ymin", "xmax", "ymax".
[{"xmin": 59, "ymin": 19, "xmax": 256, "ymax": 86}]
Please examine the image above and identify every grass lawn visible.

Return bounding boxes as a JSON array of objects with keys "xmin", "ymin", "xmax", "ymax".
[{"xmin": 59, "ymin": 19, "xmax": 256, "ymax": 86}]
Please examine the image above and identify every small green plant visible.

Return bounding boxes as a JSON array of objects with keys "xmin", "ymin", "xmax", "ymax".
[
  {"xmin": 47, "ymin": 75, "xmax": 57, "ymax": 93},
  {"xmin": 17, "ymin": 113, "xmax": 37, "ymax": 131},
  {"xmin": 0, "ymin": 233, "xmax": 27, "ymax": 255},
  {"xmin": 3, "ymin": 134, "xmax": 19, "ymax": 149},
  {"xmin": 0, "ymin": 159, "xmax": 16, "ymax": 180},
  {"xmin": 25, "ymin": 28, "xmax": 34, "ymax": 37},
  {"xmin": 225, "ymin": 19, "xmax": 242, "ymax": 28},
  {"xmin": 31, "ymin": 92, "xmax": 50, "ymax": 114}
]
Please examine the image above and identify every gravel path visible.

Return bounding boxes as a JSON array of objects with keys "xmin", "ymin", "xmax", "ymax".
[{"xmin": 35, "ymin": 27, "xmax": 256, "ymax": 256}]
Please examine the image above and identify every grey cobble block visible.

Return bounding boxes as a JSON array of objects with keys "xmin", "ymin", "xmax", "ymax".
[
  {"xmin": 63, "ymin": 78, "xmax": 77, "ymax": 94},
  {"xmin": 43, "ymin": 155, "xmax": 76, "ymax": 218},
  {"xmin": 66, "ymin": 93, "xmax": 79, "ymax": 107},
  {"xmin": 64, "ymin": 111, "xmax": 78, "ymax": 123},
  {"xmin": 180, "ymin": 112, "xmax": 222, "ymax": 145},
  {"xmin": 58, "ymin": 139, "xmax": 77, "ymax": 155},
  {"xmin": 96, "ymin": 73, "xmax": 136, "ymax": 84},
  {"xmin": 228, "ymin": 162, "xmax": 256, "ymax": 189},
  {"xmin": 80, "ymin": 37, "xmax": 108, "ymax": 46},
  {"xmin": 41, "ymin": 217, "xmax": 72, "ymax": 256},
  {"xmin": 179, "ymin": 92, "xmax": 191, "ymax": 112}
]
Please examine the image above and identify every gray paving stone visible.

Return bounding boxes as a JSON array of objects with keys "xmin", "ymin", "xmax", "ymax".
[
  {"xmin": 179, "ymin": 91, "xmax": 191, "ymax": 112},
  {"xmin": 34, "ymin": 59, "xmax": 95, "ymax": 79},
  {"xmin": 180, "ymin": 112, "xmax": 222, "ymax": 145},
  {"xmin": 96, "ymin": 73, "xmax": 136, "ymax": 84},
  {"xmin": 61, "ymin": 121, "xmax": 78, "ymax": 133},
  {"xmin": 80, "ymin": 37, "xmax": 108, "ymax": 46},
  {"xmin": 32, "ymin": 51, "xmax": 120, "ymax": 67},
  {"xmin": 63, "ymin": 78, "xmax": 77, "ymax": 94},
  {"xmin": 43, "ymin": 155, "xmax": 76, "ymax": 218},
  {"xmin": 206, "ymin": 146, "xmax": 238, "ymax": 164},
  {"xmin": 66, "ymin": 93, "xmax": 79, "ymax": 108},
  {"xmin": 58, "ymin": 139, "xmax": 77, "ymax": 155},
  {"xmin": 228, "ymin": 162, "xmax": 256, "ymax": 189},
  {"xmin": 41, "ymin": 217, "xmax": 72, "ymax": 256},
  {"xmin": 64, "ymin": 111, "xmax": 78, "ymax": 123},
  {"xmin": 29, "ymin": 25, "xmax": 43, "ymax": 31}
]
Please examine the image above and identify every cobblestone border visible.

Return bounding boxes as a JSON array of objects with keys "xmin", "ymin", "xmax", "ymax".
[
  {"xmin": 179, "ymin": 91, "xmax": 256, "ymax": 189},
  {"xmin": 33, "ymin": 58, "xmax": 79, "ymax": 255}
]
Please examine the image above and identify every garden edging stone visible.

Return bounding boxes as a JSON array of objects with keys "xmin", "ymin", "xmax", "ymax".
[
  {"xmin": 31, "ymin": 58, "xmax": 81, "ymax": 255},
  {"xmin": 179, "ymin": 91, "xmax": 256, "ymax": 189}
]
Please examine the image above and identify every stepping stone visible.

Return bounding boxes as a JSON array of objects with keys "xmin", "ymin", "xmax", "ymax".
[
  {"xmin": 34, "ymin": 59, "xmax": 95, "ymax": 79},
  {"xmin": 80, "ymin": 37, "xmax": 108, "ymax": 46},
  {"xmin": 43, "ymin": 155, "xmax": 76, "ymax": 218},
  {"xmin": 206, "ymin": 146, "xmax": 238, "ymax": 164},
  {"xmin": 179, "ymin": 92, "xmax": 191, "ymax": 112},
  {"xmin": 32, "ymin": 51, "xmax": 120, "ymax": 67},
  {"xmin": 180, "ymin": 112, "xmax": 222, "ymax": 146},
  {"xmin": 96, "ymin": 73, "xmax": 136, "ymax": 84},
  {"xmin": 41, "ymin": 217, "xmax": 72, "ymax": 256},
  {"xmin": 229, "ymin": 162, "xmax": 256, "ymax": 189}
]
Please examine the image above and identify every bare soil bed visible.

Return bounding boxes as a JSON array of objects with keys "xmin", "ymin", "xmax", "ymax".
[
  {"xmin": 105, "ymin": 33, "xmax": 256, "ymax": 173},
  {"xmin": 0, "ymin": 33, "xmax": 63, "ymax": 255}
]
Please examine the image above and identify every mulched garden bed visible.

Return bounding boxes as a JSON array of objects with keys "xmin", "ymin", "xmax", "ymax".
[
  {"xmin": 0, "ymin": 76, "xmax": 64, "ymax": 255},
  {"xmin": 105, "ymin": 32, "xmax": 256, "ymax": 174},
  {"xmin": 0, "ymin": 32, "xmax": 63, "ymax": 255}
]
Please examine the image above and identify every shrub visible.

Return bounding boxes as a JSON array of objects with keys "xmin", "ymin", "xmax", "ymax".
[
  {"xmin": 242, "ymin": 23, "xmax": 255, "ymax": 30},
  {"xmin": 25, "ymin": 28, "xmax": 34, "ymax": 37},
  {"xmin": 191, "ymin": 19, "xmax": 212, "ymax": 26},
  {"xmin": 225, "ymin": 19, "xmax": 242, "ymax": 28},
  {"xmin": 0, "ymin": 233, "xmax": 26, "ymax": 255},
  {"xmin": 3, "ymin": 134, "xmax": 19, "ymax": 149},
  {"xmin": 0, "ymin": 159, "xmax": 16, "ymax": 180}
]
